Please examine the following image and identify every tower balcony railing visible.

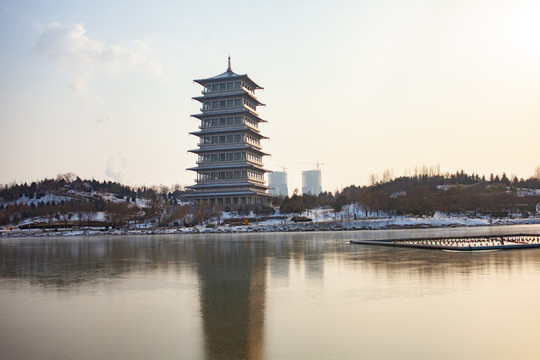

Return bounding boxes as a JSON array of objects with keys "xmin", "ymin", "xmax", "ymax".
[
  {"xmin": 200, "ymin": 106, "xmax": 241, "ymax": 112},
  {"xmin": 199, "ymin": 123, "xmax": 260, "ymax": 132},
  {"xmin": 196, "ymin": 159, "xmax": 264, "ymax": 166},
  {"xmin": 247, "ymin": 142, "xmax": 263, "ymax": 150},
  {"xmin": 196, "ymin": 160, "xmax": 246, "ymax": 166},
  {"xmin": 200, "ymin": 104, "xmax": 258, "ymax": 115},
  {"xmin": 194, "ymin": 177, "xmax": 267, "ymax": 185},
  {"xmin": 248, "ymin": 177, "xmax": 266, "ymax": 185},
  {"xmin": 241, "ymin": 86, "xmax": 257, "ymax": 96},
  {"xmin": 197, "ymin": 141, "xmax": 244, "ymax": 147},
  {"xmin": 195, "ymin": 178, "xmax": 248, "ymax": 184},
  {"xmin": 201, "ymin": 87, "xmax": 256, "ymax": 97},
  {"xmin": 197, "ymin": 141, "xmax": 263, "ymax": 150}
]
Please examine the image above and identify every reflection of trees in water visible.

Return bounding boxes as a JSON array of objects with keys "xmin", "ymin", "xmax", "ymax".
[
  {"xmin": 3, "ymin": 232, "xmax": 536, "ymax": 286},
  {"xmin": 0, "ymin": 236, "xmax": 198, "ymax": 287},
  {"xmin": 2, "ymin": 232, "xmax": 540, "ymax": 357},
  {"xmin": 1, "ymin": 233, "xmax": 538, "ymax": 288},
  {"xmin": 0, "ymin": 233, "xmax": 324, "ymax": 286}
]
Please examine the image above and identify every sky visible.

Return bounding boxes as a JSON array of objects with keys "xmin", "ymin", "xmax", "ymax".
[{"xmin": 1, "ymin": 0, "xmax": 539, "ymax": 194}]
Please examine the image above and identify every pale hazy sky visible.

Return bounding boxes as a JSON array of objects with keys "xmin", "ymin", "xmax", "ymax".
[{"xmin": 1, "ymin": 0, "xmax": 539, "ymax": 193}]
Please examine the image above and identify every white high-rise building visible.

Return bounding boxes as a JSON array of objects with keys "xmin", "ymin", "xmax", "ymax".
[
  {"xmin": 302, "ymin": 169, "xmax": 322, "ymax": 195},
  {"xmin": 268, "ymin": 171, "xmax": 288, "ymax": 196}
]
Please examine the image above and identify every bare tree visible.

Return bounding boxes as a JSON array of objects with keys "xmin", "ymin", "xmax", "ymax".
[
  {"xmin": 169, "ymin": 204, "xmax": 190, "ymax": 226},
  {"xmin": 382, "ymin": 169, "xmax": 394, "ymax": 184},
  {"xmin": 214, "ymin": 204, "xmax": 223, "ymax": 225},
  {"xmin": 107, "ymin": 201, "xmax": 142, "ymax": 227},
  {"xmin": 144, "ymin": 197, "xmax": 170, "ymax": 226},
  {"xmin": 368, "ymin": 173, "xmax": 379, "ymax": 186},
  {"xmin": 84, "ymin": 211, "xmax": 94, "ymax": 227}
]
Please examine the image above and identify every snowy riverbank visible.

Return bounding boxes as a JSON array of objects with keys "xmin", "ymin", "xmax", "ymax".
[{"xmin": 2, "ymin": 213, "xmax": 539, "ymax": 238}]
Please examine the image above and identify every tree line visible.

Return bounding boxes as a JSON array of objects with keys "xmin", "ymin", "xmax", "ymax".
[
  {"xmin": 276, "ymin": 169, "xmax": 540, "ymax": 217},
  {"xmin": 1, "ymin": 169, "xmax": 540, "ymax": 227},
  {"xmin": 0, "ymin": 173, "xmax": 190, "ymax": 227}
]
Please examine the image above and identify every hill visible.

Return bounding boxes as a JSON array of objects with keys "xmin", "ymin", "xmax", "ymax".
[
  {"xmin": 0, "ymin": 174, "xmax": 189, "ymax": 228},
  {"xmin": 1, "ymin": 170, "xmax": 540, "ymax": 230}
]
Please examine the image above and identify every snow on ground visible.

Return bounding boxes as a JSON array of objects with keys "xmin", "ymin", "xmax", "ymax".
[
  {"xmin": 517, "ymin": 188, "xmax": 540, "ymax": 196},
  {"xmin": 2, "ymin": 194, "xmax": 74, "ymax": 206},
  {"xmin": 3, "ymin": 201, "xmax": 540, "ymax": 238},
  {"xmin": 0, "ymin": 190, "xmax": 150, "ymax": 207},
  {"xmin": 3, "ymin": 212, "xmax": 539, "ymax": 238}
]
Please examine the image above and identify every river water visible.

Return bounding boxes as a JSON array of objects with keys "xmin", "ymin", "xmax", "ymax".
[{"xmin": 1, "ymin": 225, "xmax": 540, "ymax": 360}]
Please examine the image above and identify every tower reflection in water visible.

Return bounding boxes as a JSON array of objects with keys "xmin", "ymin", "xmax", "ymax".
[{"xmin": 194, "ymin": 238, "xmax": 267, "ymax": 360}]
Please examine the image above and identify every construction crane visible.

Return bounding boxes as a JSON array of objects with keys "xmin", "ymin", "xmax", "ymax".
[{"xmin": 299, "ymin": 161, "xmax": 325, "ymax": 171}]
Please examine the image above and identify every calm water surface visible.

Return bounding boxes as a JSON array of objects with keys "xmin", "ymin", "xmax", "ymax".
[{"xmin": 1, "ymin": 225, "xmax": 540, "ymax": 360}]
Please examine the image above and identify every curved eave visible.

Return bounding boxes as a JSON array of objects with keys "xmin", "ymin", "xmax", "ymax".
[
  {"xmin": 186, "ymin": 181, "xmax": 271, "ymax": 190},
  {"xmin": 184, "ymin": 191, "xmax": 258, "ymax": 197},
  {"xmin": 187, "ymin": 182, "xmax": 266, "ymax": 189},
  {"xmin": 189, "ymin": 129, "xmax": 268, "ymax": 139},
  {"xmin": 187, "ymin": 186, "xmax": 271, "ymax": 193},
  {"xmin": 189, "ymin": 146, "xmax": 270, "ymax": 156},
  {"xmin": 187, "ymin": 163, "xmax": 271, "ymax": 172},
  {"xmin": 191, "ymin": 109, "xmax": 267, "ymax": 123},
  {"xmin": 193, "ymin": 96, "xmax": 264, "ymax": 107},
  {"xmin": 194, "ymin": 106, "xmax": 263, "ymax": 117},
  {"xmin": 184, "ymin": 188, "xmax": 272, "ymax": 197},
  {"xmin": 189, "ymin": 126, "xmax": 257, "ymax": 135},
  {"xmin": 194, "ymin": 70, "xmax": 263, "ymax": 90},
  {"xmin": 192, "ymin": 91, "xmax": 262, "ymax": 105}
]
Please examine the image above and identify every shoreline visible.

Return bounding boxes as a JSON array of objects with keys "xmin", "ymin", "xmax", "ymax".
[{"xmin": 2, "ymin": 217, "xmax": 539, "ymax": 238}]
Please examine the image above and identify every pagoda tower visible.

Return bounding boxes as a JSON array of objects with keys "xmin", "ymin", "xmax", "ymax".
[{"xmin": 186, "ymin": 58, "xmax": 272, "ymax": 207}]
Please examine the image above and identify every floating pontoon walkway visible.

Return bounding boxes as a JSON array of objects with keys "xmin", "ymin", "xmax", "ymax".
[{"xmin": 350, "ymin": 234, "xmax": 540, "ymax": 251}]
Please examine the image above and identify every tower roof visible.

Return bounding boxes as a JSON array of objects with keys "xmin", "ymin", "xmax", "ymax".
[{"xmin": 194, "ymin": 58, "xmax": 263, "ymax": 90}]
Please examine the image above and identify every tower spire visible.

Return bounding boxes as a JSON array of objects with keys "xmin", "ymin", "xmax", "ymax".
[{"xmin": 227, "ymin": 55, "xmax": 232, "ymax": 72}]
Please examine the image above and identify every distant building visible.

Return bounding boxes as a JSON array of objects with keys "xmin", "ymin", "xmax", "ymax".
[
  {"xmin": 185, "ymin": 58, "xmax": 273, "ymax": 207},
  {"xmin": 302, "ymin": 169, "xmax": 322, "ymax": 195},
  {"xmin": 268, "ymin": 171, "xmax": 288, "ymax": 196}
]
